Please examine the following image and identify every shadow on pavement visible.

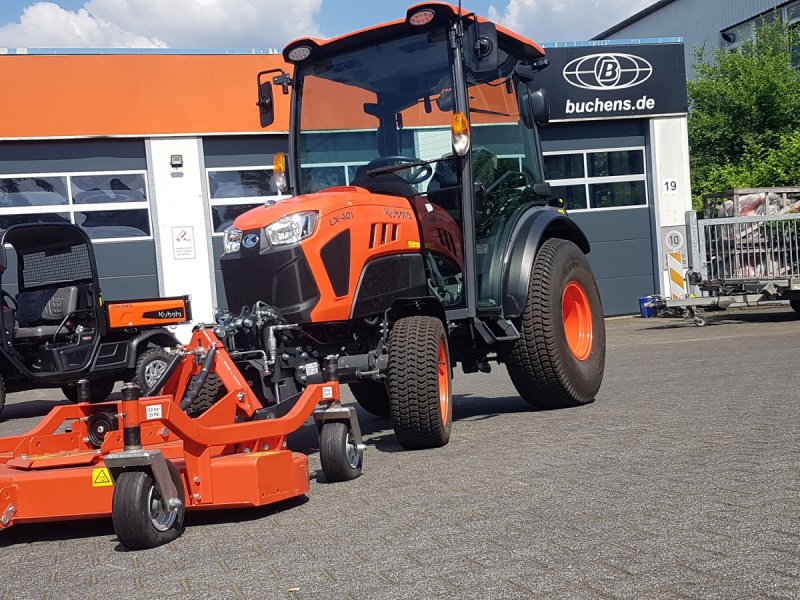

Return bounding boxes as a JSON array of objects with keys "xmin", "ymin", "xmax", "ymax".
[
  {"xmin": 0, "ymin": 398, "xmax": 72, "ymax": 421},
  {"xmin": 637, "ymin": 307, "xmax": 799, "ymax": 330},
  {"xmin": 0, "ymin": 517, "xmax": 115, "ymax": 547}
]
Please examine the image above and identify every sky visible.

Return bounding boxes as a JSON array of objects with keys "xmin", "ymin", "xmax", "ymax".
[{"xmin": 0, "ymin": 0, "xmax": 656, "ymax": 50}]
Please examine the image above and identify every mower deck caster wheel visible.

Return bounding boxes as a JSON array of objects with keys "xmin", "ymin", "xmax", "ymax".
[
  {"xmin": 319, "ymin": 421, "xmax": 363, "ymax": 482},
  {"xmin": 111, "ymin": 460, "xmax": 185, "ymax": 550}
]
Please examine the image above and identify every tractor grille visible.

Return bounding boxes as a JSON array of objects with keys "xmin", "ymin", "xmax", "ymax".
[{"xmin": 368, "ymin": 223, "xmax": 399, "ymax": 249}]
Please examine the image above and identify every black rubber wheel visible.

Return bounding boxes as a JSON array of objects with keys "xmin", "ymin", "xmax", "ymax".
[
  {"xmin": 387, "ymin": 316, "xmax": 452, "ymax": 450},
  {"xmin": 61, "ymin": 378, "xmax": 116, "ymax": 403},
  {"xmin": 182, "ymin": 373, "xmax": 225, "ymax": 418},
  {"xmin": 505, "ymin": 238, "xmax": 605, "ymax": 408},
  {"xmin": 0, "ymin": 375, "xmax": 6, "ymax": 417},
  {"xmin": 112, "ymin": 460, "xmax": 185, "ymax": 550},
  {"xmin": 319, "ymin": 421, "xmax": 363, "ymax": 482},
  {"xmin": 349, "ymin": 381, "xmax": 390, "ymax": 418},
  {"xmin": 790, "ymin": 298, "xmax": 800, "ymax": 313},
  {"xmin": 135, "ymin": 347, "xmax": 172, "ymax": 392}
]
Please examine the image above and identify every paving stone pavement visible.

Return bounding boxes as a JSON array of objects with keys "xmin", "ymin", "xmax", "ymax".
[{"xmin": 0, "ymin": 307, "xmax": 797, "ymax": 599}]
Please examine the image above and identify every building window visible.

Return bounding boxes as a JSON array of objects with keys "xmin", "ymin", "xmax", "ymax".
[
  {"xmin": 207, "ymin": 167, "xmax": 281, "ymax": 233},
  {"xmin": 0, "ymin": 172, "xmax": 151, "ymax": 240},
  {"xmin": 545, "ymin": 147, "xmax": 647, "ymax": 211}
]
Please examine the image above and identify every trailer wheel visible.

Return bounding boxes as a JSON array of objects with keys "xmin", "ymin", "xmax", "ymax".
[
  {"xmin": 0, "ymin": 375, "xmax": 5, "ymax": 416},
  {"xmin": 348, "ymin": 381, "xmax": 390, "ymax": 418},
  {"xmin": 135, "ymin": 347, "xmax": 172, "ymax": 391},
  {"xmin": 112, "ymin": 460, "xmax": 185, "ymax": 550},
  {"xmin": 506, "ymin": 238, "xmax": 605, "ymax": 408},
  {"xmin": 61, "ymin": 378, "xmax": 115, "ymax": 404},
  {"xmin": 319, "ymin": 421, "xmax": 363, "ymax": 482},
  {"xmin": 387, "ymin": 316, "xmax": 452, "ymax": 449}
]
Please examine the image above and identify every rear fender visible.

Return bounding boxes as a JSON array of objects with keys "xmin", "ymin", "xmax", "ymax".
[
  {"xmin": 502, "ymin": 209, "xmax": 590, "ymax": 318},
  {"xmin": 124, "ymin": 329, "xmax": 181, "ymax": 369}
]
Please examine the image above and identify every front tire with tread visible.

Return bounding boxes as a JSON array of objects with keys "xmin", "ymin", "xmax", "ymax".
[
  {"xmin": 135, "ymin": 347, "xmax": 172, "ymax": 392},
  {"xmin": 387, "ymin": 316, "xmax": 452, "ymax": 450}
]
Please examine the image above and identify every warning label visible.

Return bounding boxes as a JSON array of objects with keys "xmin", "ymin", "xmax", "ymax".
[{"xmin": 92, "ymin": 467, "xmax": 113, "ymax": 487}]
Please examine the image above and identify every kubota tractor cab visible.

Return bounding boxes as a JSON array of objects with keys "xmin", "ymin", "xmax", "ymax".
[
  {"xmin": 0, "ymin": 223, "xmax": 189, "ymax": 413},
  {"xmin": 219, "ymin": 2, "xmax": 605, "ymax": 451}
]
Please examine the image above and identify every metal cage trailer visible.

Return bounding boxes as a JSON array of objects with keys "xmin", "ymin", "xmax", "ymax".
[{"xmin": 648, "ymin": 188, "xmax": 800, "ymax": 325}]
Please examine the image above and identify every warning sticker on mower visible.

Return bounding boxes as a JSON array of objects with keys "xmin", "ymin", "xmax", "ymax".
[
  {"xmin": 92, "ymin": 468, "xmax": 113, "ymax": 487},
  {"xmin": 146, "ymin": 405, "xmax": 163, "ymax": 420},
  {"xmin": 305, "ymin": 362, "xmax": 319, "ymax": 376},
  {"xmin": 322, "ymin": 386, "xmax": 334, "ymax": 399}
]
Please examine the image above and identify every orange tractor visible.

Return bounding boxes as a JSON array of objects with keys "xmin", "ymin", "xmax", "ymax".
[{"xmin": 0, "ymin": 2, "xmax": 604, "ymax": 549}]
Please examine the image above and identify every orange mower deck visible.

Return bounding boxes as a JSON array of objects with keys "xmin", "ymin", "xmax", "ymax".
[{"xmin": 0, "ymin": 328, "xmax": 361, "ymax": 548}]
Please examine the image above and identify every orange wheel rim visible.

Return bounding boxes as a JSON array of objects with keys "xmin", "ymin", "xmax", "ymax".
[
  {"xmin": 562, "ymin": 281, "xmax": 593, "ymax": 361},
  {"xmin": 437, "ymin": 339, "xmax": 450, "ymax": 426}
]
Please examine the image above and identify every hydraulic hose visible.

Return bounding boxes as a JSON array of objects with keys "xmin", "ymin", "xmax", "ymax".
[{"xmin": 179, "ymin": 343, "xmax": 217, "ymax": 410}]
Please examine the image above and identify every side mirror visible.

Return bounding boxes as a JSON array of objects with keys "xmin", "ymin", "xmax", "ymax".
[
  {"xmin": 464, "ymin": 21, "xmax": 498, "ymax": 75},
  {"xmin": 519, "ymin": 85, "xmax": 550, "ymax": 128},
  {"xmin": 533, "ymin": 182, "xmax": 552, "ymax": 198},
  {"xmin": 256, "ymin": 70, "xmax": 276, "ymax": 128},
  {"xmin": 256, "ymin": 69, "xmax": 291, "ymax": 128}
]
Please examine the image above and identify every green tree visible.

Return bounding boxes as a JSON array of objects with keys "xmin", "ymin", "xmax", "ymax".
[{"xmin": 688, "ymin": 19, "xmax": 800, "ymax": 208}]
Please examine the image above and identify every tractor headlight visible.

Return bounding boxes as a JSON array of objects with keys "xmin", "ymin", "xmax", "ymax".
[
  {"xmin": 223, "ymin": 226, "xmax": 243, "ymax": 254},
  {"xmin": 265, "ymin": 211, "xmax": 319, "ymax": 246}
]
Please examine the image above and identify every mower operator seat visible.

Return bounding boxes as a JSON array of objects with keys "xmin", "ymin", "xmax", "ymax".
[{"xmin": 14, "ymin": 286, "xmax": 79, "ymax": 340}]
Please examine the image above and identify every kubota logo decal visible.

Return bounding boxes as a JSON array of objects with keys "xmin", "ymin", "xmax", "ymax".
[
  {"xmin": 563, "ymin": 53, "xmax": 653, "ymax": 91},
  {"xmin": 243, "ymin": 233, "xmax": 259, "ymax": 248}
]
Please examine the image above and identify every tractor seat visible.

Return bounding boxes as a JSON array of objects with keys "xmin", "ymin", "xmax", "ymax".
[{"xmin": 14, "ymin": 286, "xmax": 79, "ymax": 340}]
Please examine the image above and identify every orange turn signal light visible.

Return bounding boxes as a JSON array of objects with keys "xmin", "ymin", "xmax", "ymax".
[{"xmin": 451, "ymin": 112, "xmax": 470, "ymax": 156}]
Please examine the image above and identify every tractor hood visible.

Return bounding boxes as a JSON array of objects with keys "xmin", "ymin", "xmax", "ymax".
[{"xmin": 233, "ymin": 186, "xmax": 405, "ymax": 232}]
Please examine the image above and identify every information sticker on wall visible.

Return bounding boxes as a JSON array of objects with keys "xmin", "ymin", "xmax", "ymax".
[{"xmin": 172, "ymin": 226, "xmax": 196, "ymax": 260}]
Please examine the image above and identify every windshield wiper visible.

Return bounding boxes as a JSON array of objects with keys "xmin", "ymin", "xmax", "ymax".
[{"xmin": 469, "ymin": 106, "xmax": 510, "ymax": 117}]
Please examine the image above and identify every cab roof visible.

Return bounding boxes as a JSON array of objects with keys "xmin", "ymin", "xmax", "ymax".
[{"xmin": 284, "ymin": 2, "xmax": 545, "ymax": 65}]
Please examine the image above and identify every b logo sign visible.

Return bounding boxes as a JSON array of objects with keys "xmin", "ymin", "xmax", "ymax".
[{"xmin": 563, "ymin": 53, "xmax": 653, "ymax": 91}]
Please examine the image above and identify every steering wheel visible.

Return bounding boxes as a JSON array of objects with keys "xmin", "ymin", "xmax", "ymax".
[
  {"xmin": 1, "ymin": 290, "xmax": 17, "ymax": 312},
  {"xmin": 365, "ymin": 156, "xmax": 433, "ymax": 185}
]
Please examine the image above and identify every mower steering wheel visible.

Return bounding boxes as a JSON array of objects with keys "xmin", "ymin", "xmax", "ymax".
[
  {"xmin": 366, "ymin": 156, "xmax": 433, "ymax": 185},
  {"xmin": 1, "ymin": 290, "xmax": 17, "ymax": 312}
]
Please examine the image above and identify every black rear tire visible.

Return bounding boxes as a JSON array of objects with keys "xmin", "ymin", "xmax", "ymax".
[
  {"xmin": 387, "ymin": 316, "xmax": 452, "ymax": 449},
  {"xmin": 182, "ymin": 373, "xmax": 225, "ymax": 418},
  {"xmin": 135, "ymin": 347, "xmax": 172, "ymax": 392},
  {"xmin": 349, "ymin": 381, "xmax": 390, "ymax": 418},
  {"xmin": 111, "ymin": 460, "xmax": 185, "ymax": 550},
  {"xmin": 790, "ymin": 298, "xmax": 800, "ymax": 313},
  {"xmin": 61, "ymin": 378, "xmax": 116, "ymax": 404},
  {"xmin": 0, "ymin": 375, "xmax": 6, "ymax": 417},
  {"xmin": 505, "ymin": 238, "xmax": 605, "ymax": 408},
  {"xmin": 319, "ymin": 421, "xmax": 363, "ymax": 482}
]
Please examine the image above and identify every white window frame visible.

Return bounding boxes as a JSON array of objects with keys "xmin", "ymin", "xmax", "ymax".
[
  {"xmin": 0, "ymin": 169, "xmax": 152, "ymax": 243},
  {"xmin": 206, "ymin": 165, "xmax": 282, "ymax": 236},
  {"xmin": 544, "ymin": 146, "xmax": 648, "ymax": 212}
]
